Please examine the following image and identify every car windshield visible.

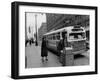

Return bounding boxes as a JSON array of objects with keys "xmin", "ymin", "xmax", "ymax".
[{"xmin": 69, "ymin": 32, "xmax": 85, "ymax": 40}]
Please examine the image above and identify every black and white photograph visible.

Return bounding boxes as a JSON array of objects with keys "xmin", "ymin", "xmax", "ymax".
[
  {"xmin": 25, "ymin": 13, "xmax": 90, "ymax": 68},
  {"xmin": 11, "ymin": 2, "xmax": 97, "ymax": 79}
]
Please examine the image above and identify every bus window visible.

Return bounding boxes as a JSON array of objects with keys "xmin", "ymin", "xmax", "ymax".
[
  {"xmin": 47, "ymin": 35, "xmax": 48, "ymax": 39},
  {"xmin": 50, "ymin": 34, "xmax": 52, "ymax": 40},
  {"xmin": 53, "ymin": 34, "xmax": 55, "ymax": 40},
  {"xmin": 69, "ymin": 32, "xmax": 85, "ymax": 40},
  {"xmin": 55, "ymin": 33, "xmax": 58, "ymax": 40},
  {"xmin": 57, "ymin": 33, "xmax": 60, "ymax": 40},
  {"xmin": 72, "ymin": 29, "xmax": 83, "ymax": 31},
  {"xmin": 50, "ymin": 35, "xmax": 52, "ymax": 40},
  {"xmin": 48, "ymin": 35, "xmax": 50, "ymax": 40}
]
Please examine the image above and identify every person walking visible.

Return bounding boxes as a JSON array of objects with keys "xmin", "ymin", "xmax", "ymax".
[{"xmin": 41, "ymin": 37, "xmax": 48, "ymax": 62}]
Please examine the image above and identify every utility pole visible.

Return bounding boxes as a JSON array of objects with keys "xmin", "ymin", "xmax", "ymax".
[{"xmin": 35, "ymin": 14, "xmax": 38, "ymax": 46}]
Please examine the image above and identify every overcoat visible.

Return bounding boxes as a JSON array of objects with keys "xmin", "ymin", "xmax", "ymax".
[{"xmin": 41, "ymin": 40, "xmax": 48, "ymax": 57}]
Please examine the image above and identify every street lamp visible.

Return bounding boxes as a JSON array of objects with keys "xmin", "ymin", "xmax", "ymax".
[{"xmin": 35, "ymin": 14, "xmax": 38, "ymax": 46}]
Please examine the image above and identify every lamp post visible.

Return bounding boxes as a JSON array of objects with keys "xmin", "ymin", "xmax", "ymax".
[{"xmin": 35, "ymin": 14, "xmax": 38, "ymax": 46}]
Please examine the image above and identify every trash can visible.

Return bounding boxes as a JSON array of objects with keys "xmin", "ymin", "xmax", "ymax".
[{"xmin": 60, "ymin": 47, "xmax": 74, "ymax": 66}]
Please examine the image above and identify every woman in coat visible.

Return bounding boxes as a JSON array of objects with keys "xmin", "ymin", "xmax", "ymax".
[{"xmin": 41, "ymin": 37, "xmax": 48, "ymax": 62}]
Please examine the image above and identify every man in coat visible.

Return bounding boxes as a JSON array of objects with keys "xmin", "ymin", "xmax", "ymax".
[{"xmin": 57, "ymin": 30, "xmax": 68, "ymax": 65}]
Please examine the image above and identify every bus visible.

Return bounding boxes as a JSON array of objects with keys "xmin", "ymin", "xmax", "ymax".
[{"xmin": 43, "ymin": 26, "xmax": 86, "ymax": 56}]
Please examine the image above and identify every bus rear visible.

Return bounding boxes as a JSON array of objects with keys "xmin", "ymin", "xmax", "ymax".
[{"xmin": 68, "ymin": 28, "xmax": 86, "ymax": 54}]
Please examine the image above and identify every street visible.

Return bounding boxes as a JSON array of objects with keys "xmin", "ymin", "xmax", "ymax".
[{"xmin": 25, "ymin": 43, "xmax": 89, "ymax": 68}]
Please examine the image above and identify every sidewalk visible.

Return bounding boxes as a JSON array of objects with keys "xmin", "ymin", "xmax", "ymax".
[
  {"xmin": 25, "ymin": 43, "xmax": 89, "ymax": 68},
  {"xmin": 25, "ymin": 44, "xmax": 62, "ymax": 68}
]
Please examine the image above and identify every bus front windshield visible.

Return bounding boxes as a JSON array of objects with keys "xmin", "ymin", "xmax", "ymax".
[{"xmin": 69, "ymin": 32, "xmax": 85, "ymax": 40}]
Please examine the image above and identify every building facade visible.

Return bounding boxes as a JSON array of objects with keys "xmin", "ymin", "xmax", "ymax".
[
  {"xmin": 38, "ymin": 23, "xmax": 47, "ymax": 41},
  {"xmin": 46, "ymin": 13, "xmax": 89, "ymax": 32}
]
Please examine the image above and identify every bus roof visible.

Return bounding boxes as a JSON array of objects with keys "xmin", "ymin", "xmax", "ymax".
[{"xmin": 44, "ymin": 26, "xmax": 85, "ymax": 36}]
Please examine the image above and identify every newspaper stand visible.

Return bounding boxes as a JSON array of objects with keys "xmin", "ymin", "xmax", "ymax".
[{"xmin": 60, "ymin": 47, "xmax": 74, "ymax": 66}]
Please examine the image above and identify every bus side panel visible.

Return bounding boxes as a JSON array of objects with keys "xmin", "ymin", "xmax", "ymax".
[{"xmin": 47, "ymin": 40, "xmax": 60, "ymax": 56}]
